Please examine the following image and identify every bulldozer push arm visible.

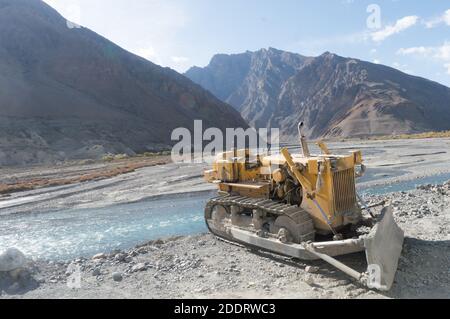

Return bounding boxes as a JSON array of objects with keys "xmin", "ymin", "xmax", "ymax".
[
  {"xmin": 281, "ymin": 147, "xmax": 366, "ymax": 283},
  {"xmin": 281, "ymin": 147, "xmax": 341, "ymax": 237},
  {"xmin": 281, "ymin": 148, "xmax": 315, "ymax": 194},
  {"xmin": 208, "ymin": 203, "xmax": 403, "ymax": 290}
]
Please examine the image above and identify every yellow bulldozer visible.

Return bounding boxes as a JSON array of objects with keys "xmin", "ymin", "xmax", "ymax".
[{"xmin": 204, "ymin": 123, "xmax": 404, "ymax": 291}]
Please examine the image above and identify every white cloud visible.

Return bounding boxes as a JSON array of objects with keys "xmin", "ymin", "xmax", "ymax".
[
  {"xmin": 425, "ymin": 18, "xmax": 440, "ymax": 29},
  {"xmin": 445, "ymin": 63, "xmax": 450, "ymax": 75},
  {"xmin": 435, "ymin": 43, "xmax": 450, "ymax": 60},
  {"xmin": 424, "ymin": 9, "xmax": 450, "ymax": 28},
  {"xmin": 397, "ymin": 42, "xmax": 450, "ymax": 75},
  {"xmin": 397, "ymin": 43, "xmax": 450, "ymax": 60},
  {"xmin": 371, "ymin": 15, "xmax": 419, "ymax": 42},
  {"xmin": 397, "ymin": 46, "xmax": 434, "ymax": 56},
  {"xmin": 373, "ymin": 59, "xmax": 381, "ymax": 64}
]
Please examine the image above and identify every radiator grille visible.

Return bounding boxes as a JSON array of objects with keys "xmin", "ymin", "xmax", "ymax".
[{"xmin": 332, "ymin": 168, "xmax": 357, "ymax": 215}]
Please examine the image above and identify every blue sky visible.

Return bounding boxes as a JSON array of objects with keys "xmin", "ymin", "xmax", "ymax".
[{"xmin": 44, "ymin": 0, "xmax": 450, "ymax": 87}]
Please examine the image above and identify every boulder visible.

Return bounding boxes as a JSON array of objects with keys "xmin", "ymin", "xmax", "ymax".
[
  {"xmin": 0, "ymin": 248, "xmax": 26, "ymax": 272},
  {"xmin": 305, "ymin": 266, "xmax": 320, "ymax": 274},
  {"xmin": 131, "ymin": 263, "xmax": 147, "ymax": 272},
  {"xmin": 92, "ymin": 253, "xmax": 107, "ymax": 260},
  {"xmin": 112, "ymin": 272, "xmax": 123, "ymax": 282},
  {"xmin": 92, "ymin": 268, "xmax": 101, "ymax": 276},
  {"xmin": 304, "ymin": 275, "xmax": 315, "ymax": 286}
]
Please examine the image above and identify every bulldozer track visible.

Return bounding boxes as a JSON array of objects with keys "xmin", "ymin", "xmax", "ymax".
[{"xmin": 205, "ymin": 195, "xmax": 316, "ymax": 246}]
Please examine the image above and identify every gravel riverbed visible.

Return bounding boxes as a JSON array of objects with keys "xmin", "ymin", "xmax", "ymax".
[{"xmin": 1, "ymin": 181, "xmax": 448, "ymax": 299}]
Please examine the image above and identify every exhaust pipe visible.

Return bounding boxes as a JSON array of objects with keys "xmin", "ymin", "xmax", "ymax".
[{"xmin": 298, "ymin": 122, "xmax": 311, "ymax": 157}]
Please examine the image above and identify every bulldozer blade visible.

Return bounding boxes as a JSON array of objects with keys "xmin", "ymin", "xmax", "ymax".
[{"xmin": 364, "ymin": 206, "xmax": 404, "ymax": 291}]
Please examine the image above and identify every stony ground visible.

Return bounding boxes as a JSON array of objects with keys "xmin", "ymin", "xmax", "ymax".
[{"xmin": 1, "ymin": 182, "xmax": 448, "ymax": 299}]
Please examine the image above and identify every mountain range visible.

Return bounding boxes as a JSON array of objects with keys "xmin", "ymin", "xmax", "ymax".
[
  {"xmin": 2, "ymin": 0, "xmax": 450, "ymax": 166},
  {"xmin": 186, "ymin": 48, "xmax": 450, "ymax": 140},
  {"xmin": 0, "ymin": 0, "xmax": 247, "ymax": 165}
]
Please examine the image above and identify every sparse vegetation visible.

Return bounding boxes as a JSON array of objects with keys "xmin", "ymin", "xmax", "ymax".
[
  {"xmin": 0, "ymin": 157, "xmax": 170, "ymax": 195},
  {"xmin": 102, "ymin": 153, "xmax": 129, "ymax": 162},
  {"xmin": 103, "ymin": 151, "xmax": 171, "ymax": 162},
  {"xmin": 372, "ymin": 130, "xmax": 450, "ymax": 141},
  {"xmin": 138, "ymin": 151, "xmax": 172, "ymax": 157}
]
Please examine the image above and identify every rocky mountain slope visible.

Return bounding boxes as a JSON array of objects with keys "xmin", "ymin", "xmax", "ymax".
[
  {"xmin": 186, "ymin": 48, "xmax": 450, "ymax": 140},
  {"xmin": 0, "ymin": 0, "xmax": 247, "ymax": 166},
  {"xmin": 186, "ymin": 48, "xmax": 312, "ymax": 130}
]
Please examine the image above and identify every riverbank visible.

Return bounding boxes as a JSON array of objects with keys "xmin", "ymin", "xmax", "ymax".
[
  {"xmin": 0, "ymin": 137, "xmax": 449, "ymax": 298},
  {"xmin": 0, "ymin": 155, "xmax": 170, "ymax": 196},
  {"xmin": 1, "ymin": 181, "xmax": 449, "ymax": 299},
  {"xmin": 1, "ymin": 138, "xmax": 450, "ymax": 216}
]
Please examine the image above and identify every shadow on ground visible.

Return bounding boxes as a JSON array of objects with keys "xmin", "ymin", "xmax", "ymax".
[
  {"xmin": 0, "ymin": 268, "xmax": 40, "ymax": 296},
  {"xmin": 243, "ymin": 237, "xmax": 449, "ymax": 298}
]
